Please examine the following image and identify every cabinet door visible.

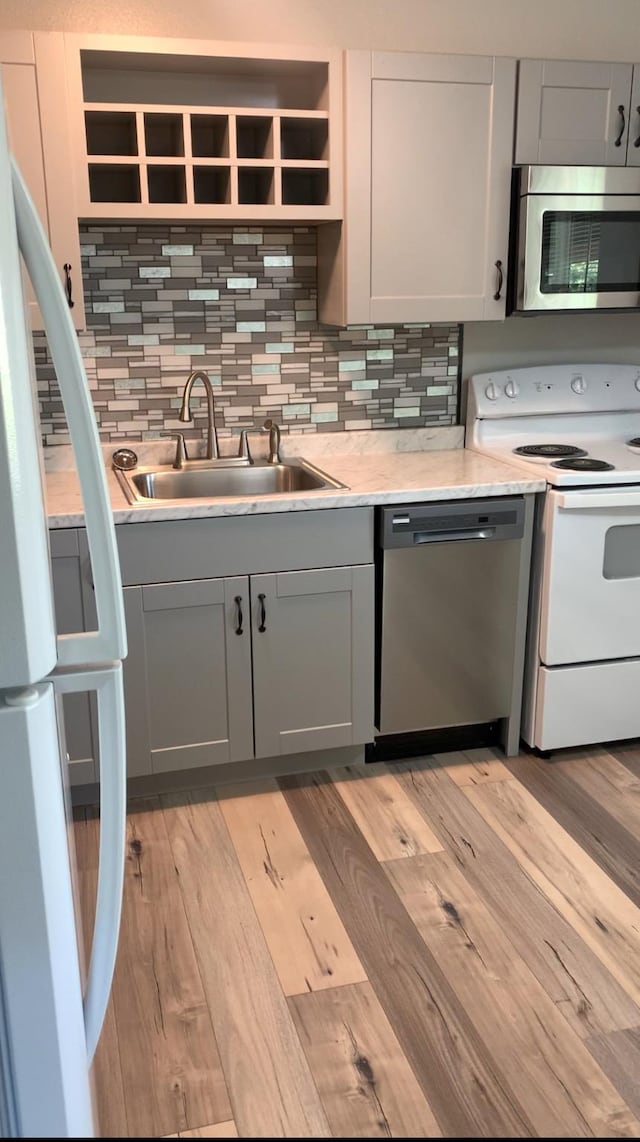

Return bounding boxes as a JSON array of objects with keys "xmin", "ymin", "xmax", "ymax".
[
  {"xmin": 251, "ymin": 565, "xmax": 374, "ymax": 759},
  {"xmin": 123, "ymin": 577, "xmax": 253, "ymax": 777},
  {"xmin": 515, "ymin": 59, "xmax": 633, "ymax": 166},
  {"xmin": 50, "ymin": 530, "xmax": 97, "ymax": 786},
  {"xmin": 342, "ymin": 51, "xmax": 515, "ymax": 324},
  {"xmin": 0, "ymin": 33, "xmax": 85, "ymax": 330},
  {"xmin": 626, "ymin": 65, "xmax": 640, "ymax": 166},
  {"xmin": 33, "ymin": 34, "xmax": 86, "ymax": 330}
]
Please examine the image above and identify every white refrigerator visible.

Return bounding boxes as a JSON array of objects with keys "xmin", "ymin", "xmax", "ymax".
[{"xmin": 0, "ymin": 73, "xmax": 127, "ymax": 1136}]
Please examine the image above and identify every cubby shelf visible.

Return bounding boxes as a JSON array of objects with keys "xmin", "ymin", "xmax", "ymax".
[
  {"xmin": 68, "ymin": 33, "xmax": 341, "ymax": 221},
  {"xmin": 82, "ymin": 103, "xmax": 333, "ymax": 212}
]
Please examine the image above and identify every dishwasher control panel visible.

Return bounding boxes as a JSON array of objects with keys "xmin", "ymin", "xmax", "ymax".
[{"xmin": 380, "ymin": 497, "xmax": 525, "ymax": 548}]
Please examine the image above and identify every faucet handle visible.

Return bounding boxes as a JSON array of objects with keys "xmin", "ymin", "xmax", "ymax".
[
  {"xmin": 262, "ymin": 418, "xmax": 282, "ymax": 464},
  {"xmin": 160, "ymin": 431, "xmax": 188, "ymax": 469},
  {"xmin": 238, "ymin": 429, "xmax": 253, "ymax": 463}
]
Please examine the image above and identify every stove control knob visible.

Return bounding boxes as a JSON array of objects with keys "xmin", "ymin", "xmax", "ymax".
[
  {"xmin": 571, "ymin": 374, "xmax": 587, "ymax": 394},
  {"xmin": 504, "ymin": 378, "xmax": 519, "ymax": 399},
  {"xmin": 635, "ymin": 374, "xmax": 640, "ymax": 391},
  {"xmin": 484, "ymin": 381, "xmax": 500, "ymax": 401}
]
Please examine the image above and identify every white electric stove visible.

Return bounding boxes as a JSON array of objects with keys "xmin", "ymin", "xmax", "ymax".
[{"xmin": 467, "ymin": 363, "xmax": 640, "ymax": 752}]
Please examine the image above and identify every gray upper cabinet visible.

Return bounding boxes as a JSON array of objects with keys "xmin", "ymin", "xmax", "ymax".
[
  {"xmin": 629, "ymin": 67, "xmax": 640, "ymax": 166},
  {"xmin": 123, "ymin": 577, "xmax": 253, "ymax": 777},
  {"xmin": 251, "ymin": 565, "xmax": 374, "ymax": 759},
  {"xmin": 50, "ymin": 530, "xmax": 97, "ymax": 786},
  {"xmin": 515, "ymin": 59, "xmax": 640, "ymax": 166}
]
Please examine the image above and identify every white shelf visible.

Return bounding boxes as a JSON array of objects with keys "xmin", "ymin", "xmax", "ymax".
[{"xmin": 62, "ymin": 33, "xmax": 342, "ymax": 222}]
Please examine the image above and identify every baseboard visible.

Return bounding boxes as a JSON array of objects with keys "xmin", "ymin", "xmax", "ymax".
[{"xmin": 366, "ymin": 722, "xmax": 501, "ymax": 764}]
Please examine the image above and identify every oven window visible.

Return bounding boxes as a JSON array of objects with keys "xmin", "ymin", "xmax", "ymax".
[
  {"xmin": 603, "ymin": 524, "xmax": 640, "ymax": 579},
  {"xmin": 541, "ymin": 211, "xmax": 640, "ymax": 293}
]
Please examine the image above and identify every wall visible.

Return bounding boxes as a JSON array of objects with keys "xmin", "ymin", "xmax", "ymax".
[
  {"xmin": 35, "ymin": 224, "xmax": 459, "ymax": 445},
  {"xmin": 3, "ymin": 0, "xmax": 640, "ymax": 61},
  {"xmin": 462, "ymin": 313, "xmax": 640, "ymax": 416}
]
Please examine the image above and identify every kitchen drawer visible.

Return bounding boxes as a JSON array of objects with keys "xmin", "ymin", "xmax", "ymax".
[
  {"xmin": 535, "ymin": 660, "xmax": 640, "ymax": 750},
  {"xmin": 115, "ymin": 508, "xmax": 374, "ymax": 585}
]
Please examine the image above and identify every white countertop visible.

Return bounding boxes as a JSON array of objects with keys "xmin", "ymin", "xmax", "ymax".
[{"xmin": 45, "ymin": 429, "xmax": 544, "ymax": 528}]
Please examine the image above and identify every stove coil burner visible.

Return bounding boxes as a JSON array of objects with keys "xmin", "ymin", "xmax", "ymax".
[
  {"xmin": 551, "ymin": 457, "xmax": 615, "ymax": 472},
  {"xmin": 513, "ymin": 444, "xmax": 587, "ymax": 459}
]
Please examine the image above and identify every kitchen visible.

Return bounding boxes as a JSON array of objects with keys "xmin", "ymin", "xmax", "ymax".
[{"xmin": 3, "ymin": 0, "xmax": 640, "ymax": 1137}]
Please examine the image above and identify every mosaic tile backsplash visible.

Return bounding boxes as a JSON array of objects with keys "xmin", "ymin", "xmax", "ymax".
[{"xmin": 35, "ymin": 224, "xmax": 460, "ymax": 447}]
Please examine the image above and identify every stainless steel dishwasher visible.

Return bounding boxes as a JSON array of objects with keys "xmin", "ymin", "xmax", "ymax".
[{"xmin": 377, "ymin": 497, "xmax": 526, "ymax": 736}]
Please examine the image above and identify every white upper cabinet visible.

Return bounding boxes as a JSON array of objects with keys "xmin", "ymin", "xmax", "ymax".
[
  {"xmin": 0, "ymin": 32, "xmax": 85, "ymax": 330},
  {"xmin": 320, "ymin": 51, "xmax": 516, "ymax": 325},
  {"xmin": 63, "ymin": 33, "xmax": 343, "ymax": 222},
  {"xmin": 515, "ymin": 59, "xmax": 640, "ymax": 167}
]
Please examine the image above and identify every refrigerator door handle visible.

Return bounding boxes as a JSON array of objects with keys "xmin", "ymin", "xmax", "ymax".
[
  {"xmin": 53, "ymin": 663, "xmax": 126, "ymax": 1062},
  {"xmin": 11, "ymin": 157, "xmax": 127, "ymax": 666}
]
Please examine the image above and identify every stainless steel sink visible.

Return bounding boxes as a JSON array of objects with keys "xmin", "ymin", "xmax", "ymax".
[{"xmin": 115, "ymin": 458, "xmax": 346, "ymax": 504}]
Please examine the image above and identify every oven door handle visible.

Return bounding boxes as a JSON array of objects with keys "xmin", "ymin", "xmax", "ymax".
[{"xmin": 556, "ymin": 491, "xmax": 640, "ymax": 510}]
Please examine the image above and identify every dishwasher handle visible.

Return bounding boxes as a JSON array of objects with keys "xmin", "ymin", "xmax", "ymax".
[
  {"xmin": 380, "ymin": 497, "xmax": 525, "ymax": 549},
  {"xmin": 413, "ymin": 526, "xmax": 495, "ymax": 544}
]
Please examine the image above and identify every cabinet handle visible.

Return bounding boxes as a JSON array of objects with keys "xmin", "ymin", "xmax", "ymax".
[
  {"xmin": 493, "ymin": 259, "xmax": 503, "ymax": 301},
  {"xmin": 257, "ymin": 592, "xmax": 266, "ymax": 632},
  {"xmin": 615, "ymin": 104, "xmax": 626, "ymax": 146},
  {"xmin": 233, "ymin": 595, "xmax": 243, "ymax": 635},
  {"xmin": 63, "ymin": 263, "xmax": 75, "ymax": 309},
  {"xmin": 634, "ymin": 106, "xmax": 640, "ymax": 147}
]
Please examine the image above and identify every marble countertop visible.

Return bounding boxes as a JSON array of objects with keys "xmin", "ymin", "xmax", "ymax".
[{"xmin": 45, "ymin": 429, "xmax": 545, "ymax": 528}]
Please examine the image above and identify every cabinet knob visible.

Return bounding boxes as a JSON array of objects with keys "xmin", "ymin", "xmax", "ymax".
[
  {"xmin": 63, "ymin": 263, "xmax": 75, "ymax": 309},
  {"xmin": 257, "ymin": 592, "xmax": 266, "ymax": 632},
  {"xmin": 493, "ymin": 259, "xmax": 503, "ymax": 301},
  {"xmin": 615, "ymin": 104, "xmax": 626, "ymax": 147}
]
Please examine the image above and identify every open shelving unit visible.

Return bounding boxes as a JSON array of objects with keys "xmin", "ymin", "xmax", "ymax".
[{"xmin": 66, "ymin": 37, "xmax": 342, "ymax": 220}]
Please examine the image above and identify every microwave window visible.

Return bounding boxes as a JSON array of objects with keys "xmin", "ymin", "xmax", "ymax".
[{"xmin": 541, "ymin": 211, "xmax": 640, "ymax": 293}]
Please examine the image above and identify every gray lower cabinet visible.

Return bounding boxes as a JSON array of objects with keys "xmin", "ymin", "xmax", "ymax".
[
  {"xmin": 50, "ymin": 529, "xmax": 97, "ymax": 786},
  {"xmin": 123, "ymin": 564, "xmax": 375, "ymax": 777},
  {"xmin": 251, "ymin": 566, "xmax": 374, "ymax": 758},
  {"xmin": 123, "ymin": 577, "xmax": 253, "ymax": 776}
]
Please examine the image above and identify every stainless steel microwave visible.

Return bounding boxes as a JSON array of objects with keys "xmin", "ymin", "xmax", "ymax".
[{"xmin": 511, "ymin": 165, "xmax": 640, "ymax": 313}]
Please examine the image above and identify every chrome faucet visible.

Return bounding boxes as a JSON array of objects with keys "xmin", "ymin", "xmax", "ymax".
[{"xmin": 179, "ymin": 370, "xmax": 219, "ymax": 459}]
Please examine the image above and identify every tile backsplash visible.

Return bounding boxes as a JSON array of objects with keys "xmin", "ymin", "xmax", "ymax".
[{"xmin": 35, "ymin": 224, "xmax": 460, "ymax": 446}]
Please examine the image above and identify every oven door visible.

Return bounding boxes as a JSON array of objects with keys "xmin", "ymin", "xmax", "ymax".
[
  {"xmin": 540, "ymin": 487, "xmax": 640, "ymax": 665},
  {"xmin": 517, "ymin": 193, "xmax": 640, "ymax": 311}
]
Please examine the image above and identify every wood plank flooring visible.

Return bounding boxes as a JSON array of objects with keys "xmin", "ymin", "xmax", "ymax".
[{"xmin": 74, "ymin": 744, "xmax": 640, "ymax": 1137}]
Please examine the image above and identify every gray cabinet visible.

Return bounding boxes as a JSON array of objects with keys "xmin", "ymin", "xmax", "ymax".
[
  {"xmin": 123, "ymin": 577, "xmax": 253, "ymax": 777},
  {"xmin": 122, "ymin": 563, "xmax": 374, "ymax": 778},
  {"xmin": 515, "ymin": 59, "xmax": 640, "ymax": 166},
  {"xmin": 50, "ymin": 530, "xmax": 97, "ymax": 786},
  {"xmin": 251, "ymin": 566, "xmax": 374, "ymax": 758},
  {"xmin": 55, "ymin": 508, "xmax": 376, "ymax": 781}
]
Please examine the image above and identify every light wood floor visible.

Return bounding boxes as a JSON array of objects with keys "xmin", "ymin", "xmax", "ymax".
[{"xmin": 74, "ymin": 743, "xmax": 640, "ymax": 1138}]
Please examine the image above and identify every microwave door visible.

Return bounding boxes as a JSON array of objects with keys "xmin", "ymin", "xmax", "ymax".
[{"xmin": 518, "ymin": 193, "xmax": 640, "ymax": 311}]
